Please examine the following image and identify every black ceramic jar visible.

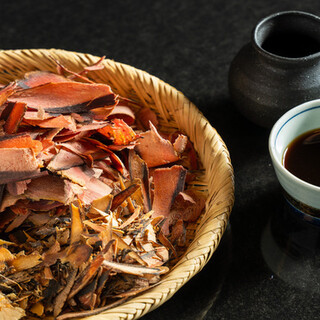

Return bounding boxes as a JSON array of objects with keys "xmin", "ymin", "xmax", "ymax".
[{"xmin": 228, "ymin": 11, "xmax": 320, "ymax": 128}]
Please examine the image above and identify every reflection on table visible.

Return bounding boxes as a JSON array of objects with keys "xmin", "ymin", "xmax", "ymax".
[{"xmin": 261, "ymin": 198, "xmax": 320, "ymax": 294}]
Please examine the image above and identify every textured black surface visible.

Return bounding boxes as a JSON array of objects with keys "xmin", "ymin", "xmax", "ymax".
[{"xmin": 2, "ymin": 0, "xmax": 320, "ymax": 319}]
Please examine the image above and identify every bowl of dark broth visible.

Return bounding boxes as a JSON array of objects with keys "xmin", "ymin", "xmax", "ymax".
[
  {"xmin": 269, "ymin": 99, "xmax": 320, "ymax": 218},
  {"xmin": 283, "ymin": 129, "xmax": 320, "ymax": 187}
]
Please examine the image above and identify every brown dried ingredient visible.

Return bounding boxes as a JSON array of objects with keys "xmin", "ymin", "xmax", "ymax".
[
  {"xmin": 0, "ymin": 292, "xmax": 25, "ymax": 320},
  {"xmin": 0, "ymin": 58, "xmax": 205, "ymax": 319}
]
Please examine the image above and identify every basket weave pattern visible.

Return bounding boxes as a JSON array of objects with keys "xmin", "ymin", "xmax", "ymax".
[{"xmin": 0, "ymin": 49, "xmax": 234, "ymax": 319}]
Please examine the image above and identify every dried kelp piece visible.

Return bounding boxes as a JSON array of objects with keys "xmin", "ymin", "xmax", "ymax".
[
  {"xmin": 134, "ymin": 122, "xmax": 180, "ymax": 167},
  {"xmin": 9, "ymin": 81, "xmax": 118, "ymax": 114},
  {"xmin": 152, "ymin": 165, "xmax": 187, "ymax": 235}
]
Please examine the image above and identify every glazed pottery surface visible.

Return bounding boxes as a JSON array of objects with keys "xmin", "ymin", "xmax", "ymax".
[
  {"xmin": 269, "ymin": 99, "xmax": 320, "ymax": 212},
  {"xmin": 229, "ymin": 11, "xmax": 320, "ymax": 128}
]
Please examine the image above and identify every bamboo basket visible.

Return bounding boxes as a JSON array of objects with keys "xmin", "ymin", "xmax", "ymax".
[{"xmin": 0, "ymin": 49, "xmax": 234, "ymax": 319}]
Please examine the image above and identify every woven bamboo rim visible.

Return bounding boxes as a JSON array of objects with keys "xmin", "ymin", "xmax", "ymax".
[{"xmin": 0, "ymin": 49, "xmax": 234, "ymax": 319}]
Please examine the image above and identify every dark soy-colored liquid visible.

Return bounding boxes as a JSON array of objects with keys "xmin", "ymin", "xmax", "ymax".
[
  {"xmin": 262, "ymin": 32, "xmax": 320, "ymax": 58},
  {"xmin": 284, "ymin": 129, "xmax": 320, "ymax": 187}
]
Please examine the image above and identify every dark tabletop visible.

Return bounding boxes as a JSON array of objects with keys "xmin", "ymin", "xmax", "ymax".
[{"xmin": 2, "ymin": 0, "xmax": 320, "ymax": 319}]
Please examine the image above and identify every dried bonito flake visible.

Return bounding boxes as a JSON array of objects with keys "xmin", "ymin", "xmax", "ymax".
[
  {"xmin": 0, "ymin": 58, "xmax": 206, "ymax": 318},
  {"xmin": 0, "ymin": 292, "xmax": 25, "ymax": 320}
]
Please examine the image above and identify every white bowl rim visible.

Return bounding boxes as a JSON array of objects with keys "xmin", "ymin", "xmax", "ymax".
[{"xmin": 269, "ymin": 98, "xmax": 320, "ymax": 193}]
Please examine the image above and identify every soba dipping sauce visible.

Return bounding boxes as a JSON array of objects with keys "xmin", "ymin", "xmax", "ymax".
[{"xmin": 283, "ymin": 129, "xmax": 320, "ymax": 187}]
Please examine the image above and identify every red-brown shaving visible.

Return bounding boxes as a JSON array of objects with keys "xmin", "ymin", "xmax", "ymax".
[{"xmin": 0, "ymin": 59, "xmax": 204, "ymax": 320}]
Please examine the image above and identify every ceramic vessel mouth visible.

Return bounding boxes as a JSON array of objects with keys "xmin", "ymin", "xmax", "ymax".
[{"xmin": 253, "ymin": 11, "xmax": 320, "ymax": 62}]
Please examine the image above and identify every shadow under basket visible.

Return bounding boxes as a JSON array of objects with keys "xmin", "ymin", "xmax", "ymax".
[{"xmin": 0, "ymin": 49, "xmax": 235, "ymax": 319}]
